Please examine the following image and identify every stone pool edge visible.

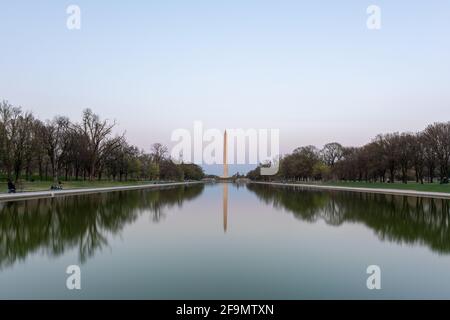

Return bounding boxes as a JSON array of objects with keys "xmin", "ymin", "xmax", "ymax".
[
  {"xmin": 0, "ymin": 181, "xmax": 204, "ymax": 203},
  {"xmin": 251, "ymin": 181, "xmax": 450, "ymax": 200}
]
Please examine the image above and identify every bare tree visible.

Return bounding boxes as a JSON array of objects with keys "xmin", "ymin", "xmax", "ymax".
[
  {"xmin": 321, "ymin": 142, "xmax": 343, "ymax": 167},
  {"xmin": 423, "ymin": 122, "xmax": 450, "ymax": 184},
  {"xmin": 411, "ymin": 133, "xmax": 426, "ymax": 184},
  {"xmin": 0, "ymin": 101, "xmax": 22, "ymax": 180},
  {"xmin": 150, "ymin": 143, "xmax": 168, "ymax": 164},
  {"xmin": 75, "ymin": 109, "xmax": 119, "ymax": 180},
  {"xmin": 42, "ymin": 117, "xmax": 70, "ymax": 185},
  {"xmin": 382, "ymin": 133, "xmax": 401, "ymax": 183},
  {"xmin": 397, "ymin": 133, "xmax": 415, "ymax": 184}
]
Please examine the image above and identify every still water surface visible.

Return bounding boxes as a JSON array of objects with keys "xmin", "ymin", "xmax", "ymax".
[{"xmin": 0, "ymin": 183, "xmax": 450, "ymax": 299}]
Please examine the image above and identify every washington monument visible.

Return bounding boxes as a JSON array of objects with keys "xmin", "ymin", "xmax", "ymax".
[{"xmin": 223, "ymin": 130, "xmax": 228, "ymax": 178}]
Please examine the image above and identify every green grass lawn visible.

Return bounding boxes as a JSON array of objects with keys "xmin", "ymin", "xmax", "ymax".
[
  {"xmin": 294, "ymin": 181, "xmax": 450, "ymax": 193},
  {"xmin": 0, "ymin": 180, "xmax": 161, "ymax": 194}
]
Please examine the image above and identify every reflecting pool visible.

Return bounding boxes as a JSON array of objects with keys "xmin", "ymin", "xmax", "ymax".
[{"xmin": 1, "ymin": 183, "xmax": 450, "ymax": 299}]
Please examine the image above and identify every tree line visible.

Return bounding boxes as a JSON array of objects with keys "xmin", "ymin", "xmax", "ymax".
[
  {"xmin": 247, "ymin": 122, "xmax": 450, "ymax": 184},
  {"xmin": 0, "ymin": 100, "xmax": 204, "ymax": 184}
]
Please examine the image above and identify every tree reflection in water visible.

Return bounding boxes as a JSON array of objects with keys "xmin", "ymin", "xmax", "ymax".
[
  {"xmin": 247, "ymin": 184, "xmax": 450, "ymax": 254},
  {"xmin": 0, "ymin": 185, "xmax": 204, "ymax": 268}
]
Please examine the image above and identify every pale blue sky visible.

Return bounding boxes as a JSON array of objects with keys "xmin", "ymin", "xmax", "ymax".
[{"xmin": 1, "ymin": 0, "xmax": 450, "ymax": 160}]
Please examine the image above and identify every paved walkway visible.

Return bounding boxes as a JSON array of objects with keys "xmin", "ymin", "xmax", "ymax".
[
  {"xmin": 0, "ymin": 181, "xmax": 203, "ymax": 202},
  {"xmin": 252, "ymin": 182, "xmax": 450, "ymax": 199}
]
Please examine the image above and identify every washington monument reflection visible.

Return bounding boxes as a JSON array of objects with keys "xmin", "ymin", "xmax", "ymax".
[
  {"xmin": 222, "ymin": 130, "xmax": 229, "ymax": 233},
  {"xmin": 223, "ymin": 183, "xmax": 228, "ymax": 233}
]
